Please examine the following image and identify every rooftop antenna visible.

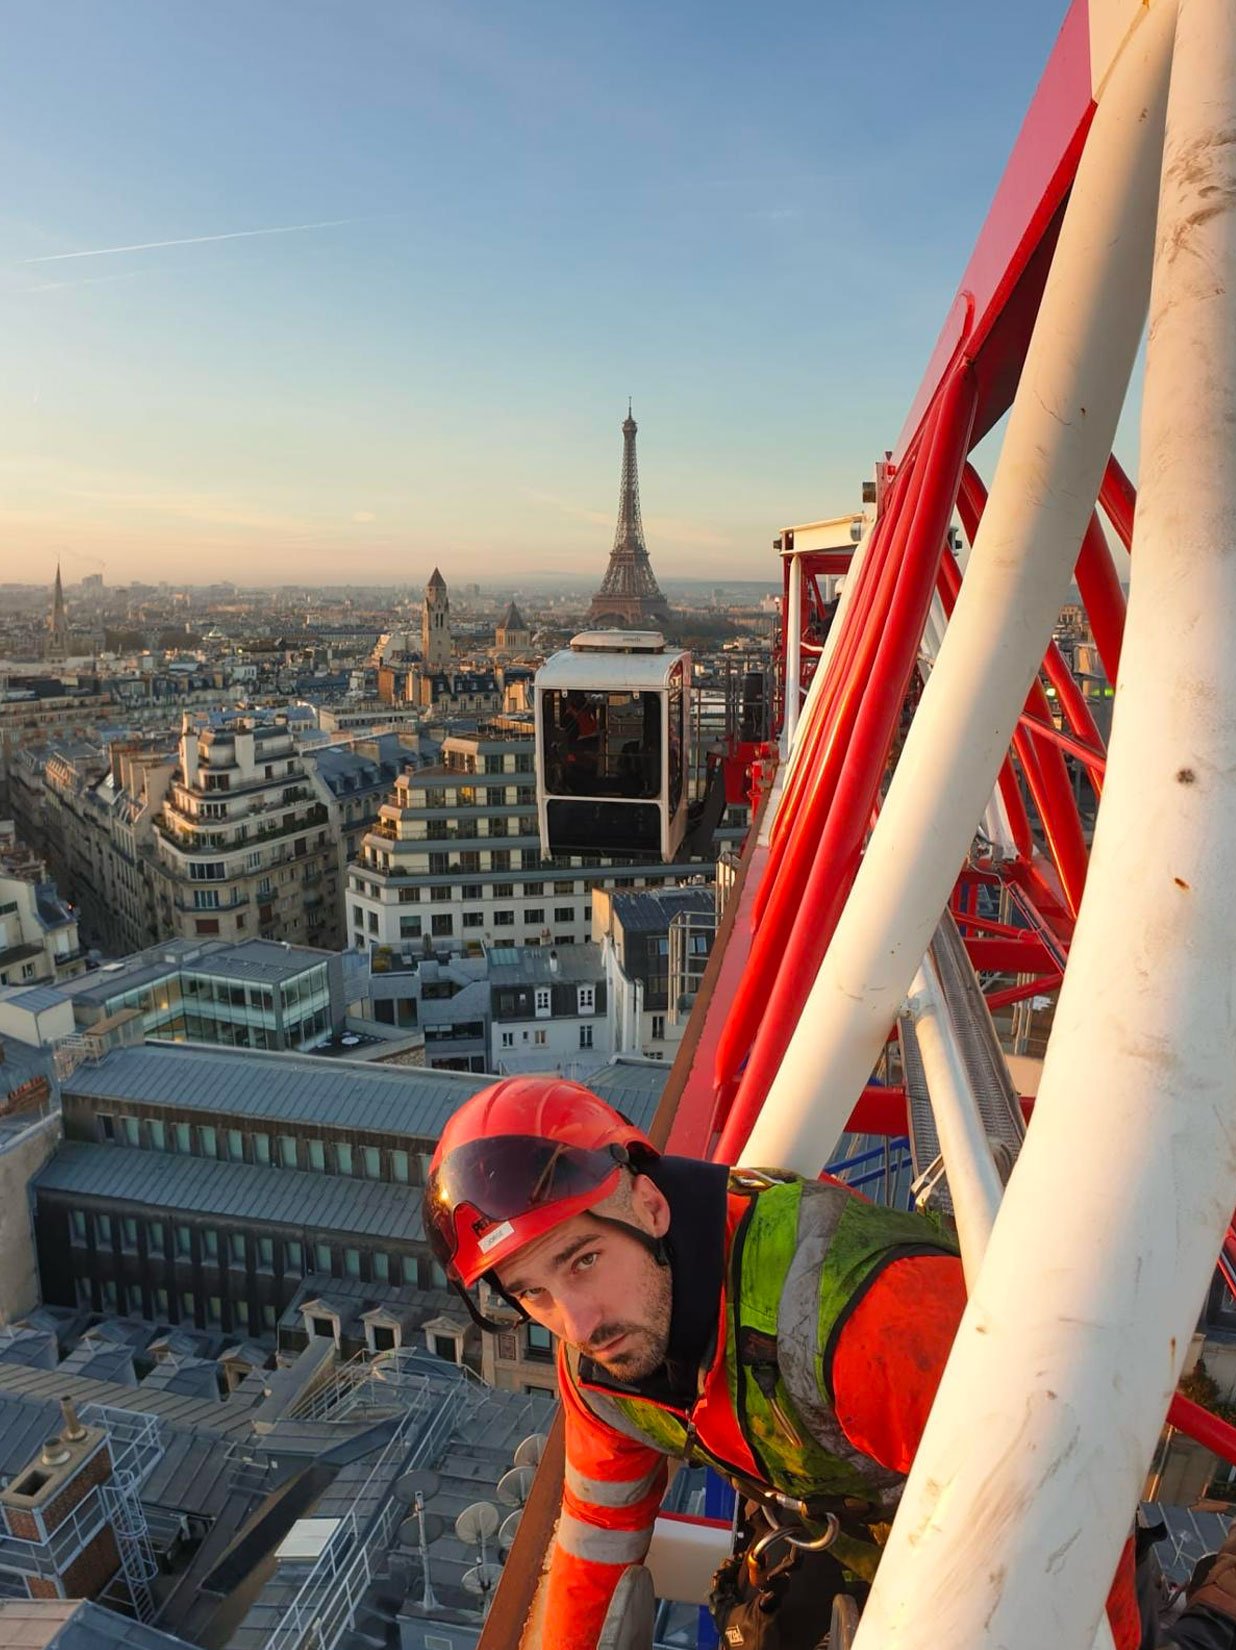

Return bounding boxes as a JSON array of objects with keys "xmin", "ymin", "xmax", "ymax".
[
  {"xmin": 499, "ymin": 1508, "xmax": 523, "ymax": 1554},
  {"xmin": 513, "ymin": 1432, "xmax": 547, "ymax": 1470},
  {"xmin": 456, "ymin": 1499, "xmax": 500, "ymax": 1581},
  {"xmin": 402, "ymin": 1488, "xmax": 444, "ymax": 1612},
  {"xmin": 497, "ymin": 1465, "xmax": 535, "ymax": 1508}
]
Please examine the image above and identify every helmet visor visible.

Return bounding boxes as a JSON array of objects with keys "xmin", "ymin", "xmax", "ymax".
[{"xmin": 425, "ymin": 1135, "xmax": 626, "ymax": 1271}]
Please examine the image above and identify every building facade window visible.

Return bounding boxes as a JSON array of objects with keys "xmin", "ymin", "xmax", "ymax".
[{"xmin": 526, "ymin": 1323, "xmax": 553, "ymax": 1361}]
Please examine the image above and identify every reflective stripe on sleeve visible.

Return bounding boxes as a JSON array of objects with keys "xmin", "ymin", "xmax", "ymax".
[
  {"xmin": 564, "ymin": 1461, "xmax": 663, "ymax": 1511},
  {"xmin": 556, "ymin": 1510, "xmax": 652, "ymax": 1566}
]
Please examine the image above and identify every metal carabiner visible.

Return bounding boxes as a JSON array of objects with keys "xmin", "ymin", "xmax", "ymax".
[{"xmin": 743, "ymin": 1509, "xmax": 840, "ymax": 1585}]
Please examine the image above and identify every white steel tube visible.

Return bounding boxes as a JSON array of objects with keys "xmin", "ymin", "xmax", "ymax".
[
  {"xmin": 921, "ymin": 591, "xmax": 1018, "ymax": 857},
  {"xmin": 902, "ymin": 962, "xmax": 1117, "ymax": 1650},
  {"xmin": 904, "ymin": 959, "xmax": 1003, "ymax": 1289},
  {"xmin": 782, "ymin": 553, "xmax": 804, "ymax": 751},
  {"xmin": 741, "ymin": 0, "xmax": 1174, "ymax": 1174},
  {"xmin": 854, "ymin": 6, "xmax": 1236, "ymax": 1650}
]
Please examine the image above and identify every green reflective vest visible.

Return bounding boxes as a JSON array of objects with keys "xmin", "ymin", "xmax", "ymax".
[{"xmin": 568, "ymin": 1171, "xmax": 958, "ymax": 1559}]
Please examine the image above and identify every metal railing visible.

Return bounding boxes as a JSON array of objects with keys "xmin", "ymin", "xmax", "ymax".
[{"xmin": 265, "ymin": 1383, "xmax": 469, "ymax": 1650}]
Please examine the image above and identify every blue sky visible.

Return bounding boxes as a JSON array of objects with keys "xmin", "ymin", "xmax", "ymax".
[{"xmin": 1, "ymin": 1, "xmax": 1071, "ymax": 587}]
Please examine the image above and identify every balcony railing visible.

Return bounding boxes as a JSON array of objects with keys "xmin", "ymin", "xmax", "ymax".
[{"xmin": 173, "ymin": 893, "xmax": 250, "ymax": 914}]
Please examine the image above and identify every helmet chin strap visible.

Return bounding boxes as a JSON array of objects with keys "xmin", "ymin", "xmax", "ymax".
[{"xmin": 449, "ymin": 1276, "xmax": 527, "ymax": 1335}]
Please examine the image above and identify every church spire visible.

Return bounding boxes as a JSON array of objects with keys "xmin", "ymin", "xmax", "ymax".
[{"xmin": 46, "ymin": 562, "xmax": 68, "ymax": 661}]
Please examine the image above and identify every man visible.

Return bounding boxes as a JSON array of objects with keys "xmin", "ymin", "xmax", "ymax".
[
  {"xmin": 424, "ymin": 1077, "xmax": 1232, "ymax": 1650},
  {"xmin": 559, "ymin": 691, "xmax": 601, "ymax": 792},
  {"xmin": 426, "ymin": 1076, "xmax": 967, "ymax": 1648}
]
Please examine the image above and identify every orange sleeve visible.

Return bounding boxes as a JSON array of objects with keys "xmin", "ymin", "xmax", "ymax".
[
  {"xmin": 830, "ymin": 1253, "xmax": 967, "ymax": 1473},
  {"xmin": 543, "ymin": 1347, "xmax": 668, "ymax": 1650},
  {"xmin": 833, "ymin": 1259, "xmax": 1138, "ymax": 1650}
]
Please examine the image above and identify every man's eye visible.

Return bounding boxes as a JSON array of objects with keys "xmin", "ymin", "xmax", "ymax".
[{"xmin": 574, "ymin": 1251, "xmax": 599, "ymax": 1273}]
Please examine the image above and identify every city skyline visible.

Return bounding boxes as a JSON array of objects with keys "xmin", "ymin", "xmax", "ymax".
[{"xmin": 3, "ymin": 2, "xmax": 1073, "ymax": 585}]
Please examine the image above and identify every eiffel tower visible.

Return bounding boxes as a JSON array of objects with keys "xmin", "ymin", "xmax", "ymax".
[{"xmin": 587, "ymin": 405, "xmax": 672, "ymax": 629}]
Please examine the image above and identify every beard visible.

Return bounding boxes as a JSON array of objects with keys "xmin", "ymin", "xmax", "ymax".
[{"xmin": 583, "ymin": 1260, "xmax": 672, "ymax": 1381}]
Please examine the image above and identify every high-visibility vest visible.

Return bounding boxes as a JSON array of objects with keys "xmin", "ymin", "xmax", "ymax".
[{"xmin": 566, "ymin": 1172, "xmax": 959, "ymax": 1543}]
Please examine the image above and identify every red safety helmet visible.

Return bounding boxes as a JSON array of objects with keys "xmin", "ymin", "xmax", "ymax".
[{"xmin": 425, "ymin": 1075, "xmax": 657, "ymax": 1291}]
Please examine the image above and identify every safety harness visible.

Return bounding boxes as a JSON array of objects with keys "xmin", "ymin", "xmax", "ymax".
[{"xmin": 568, "ymin": 1169, "xmax": 959, "ymax": 1582}]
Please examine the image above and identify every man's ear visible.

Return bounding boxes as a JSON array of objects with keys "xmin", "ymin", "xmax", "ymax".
[{"xmin": 630, "ymin": 1173, "xmax": 671, "ymax": 1239}]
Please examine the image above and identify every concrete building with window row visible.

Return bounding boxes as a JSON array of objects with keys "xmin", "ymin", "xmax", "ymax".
[
  {"xmin": 488, "ymin": 942, "xmax": 611, "ymax": 1077},
  {"xmin": 365, "ymin": 951, "xmax": 491, "ymax": 1071},
  {"xmin": 347, "ymin": 721, "xmax": 696, "ymax": 965},
  {"xmin": 34, "ymin": 1041, "xmax": 492, "ymax": 1345},
  {"xmin": 33, "ymin": 1041, "xmax": 665, "ymax": 1361},
  {"xmin": 592, "ymin": 884, "xmax": 717, "ymax": 1061},
  {"xmin": 0, "ymin": 937, "xmax": 351, "ymax": 1062}
]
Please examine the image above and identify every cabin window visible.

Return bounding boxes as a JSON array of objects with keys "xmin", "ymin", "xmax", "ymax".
[{"xmin": 543, "ymin": 689, "xmax": 662, "ymax": 801}]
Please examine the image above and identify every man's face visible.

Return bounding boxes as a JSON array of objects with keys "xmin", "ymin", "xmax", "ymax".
[{"xmin": 495, "ymin": 1182, "xmax": 672, "ymax": 1381}]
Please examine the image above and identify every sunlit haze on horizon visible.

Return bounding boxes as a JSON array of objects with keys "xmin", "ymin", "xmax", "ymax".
[{"xmin": 2, "ymin": 1, "xmax": 1069, "ymax": 587}]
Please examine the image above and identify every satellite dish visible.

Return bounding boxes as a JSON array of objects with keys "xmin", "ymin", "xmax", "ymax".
[
  {"xmin": 462, "ymin": 1562, "xmax": 504, "ymax": 1597},
  {"xmin": 398, "ymin": 1512, "xmax": 445, "ymax": 1548},
  {"xmin": 499, "ymin": 1509, "xmax": 523, "ymax": 1552},
  {"xmin": 513, "ymin": 1432, "xmax": 547, "ymax": 1469},
  {"xmin": 455, "ymin": 1501, "xmax": 500, "ymax": 1545},
  {"xmin": 393, "ymin": 1469, "xmax": 441, "ymax": 1505},
  {"xmin": 497, "ymin": 1466, "xmax": 535, "ymax": 1507}
]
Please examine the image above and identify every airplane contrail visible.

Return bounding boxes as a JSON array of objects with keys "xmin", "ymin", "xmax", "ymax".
[{"xmin": 22, "ymin": 217, "xmax": 363, "ymax": 264}]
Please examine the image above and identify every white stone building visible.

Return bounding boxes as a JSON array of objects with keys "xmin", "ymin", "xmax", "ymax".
[
  {"xmin": 346, "ymin": 721, "xmax": 692, "ymax": 963},
  {"xmin": 487, "ymin": 942, "xmax": 611, "ymax": 1076}
]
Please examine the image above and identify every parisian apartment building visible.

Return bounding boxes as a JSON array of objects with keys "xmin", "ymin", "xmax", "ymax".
[
  {"xmin": 10, "ymin": 715, "xmax": 412, "ymax": 958},
  {"xmin": 150, "ymin": 718, "xmax": 339, "ymax": 949},
  {"xmin": 0, "ymin": 827, "xmax": 86, "ymax": 990},
  {"xmin": 346, "ymin": 719, "xmax": 700, "ymax": 964}
]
